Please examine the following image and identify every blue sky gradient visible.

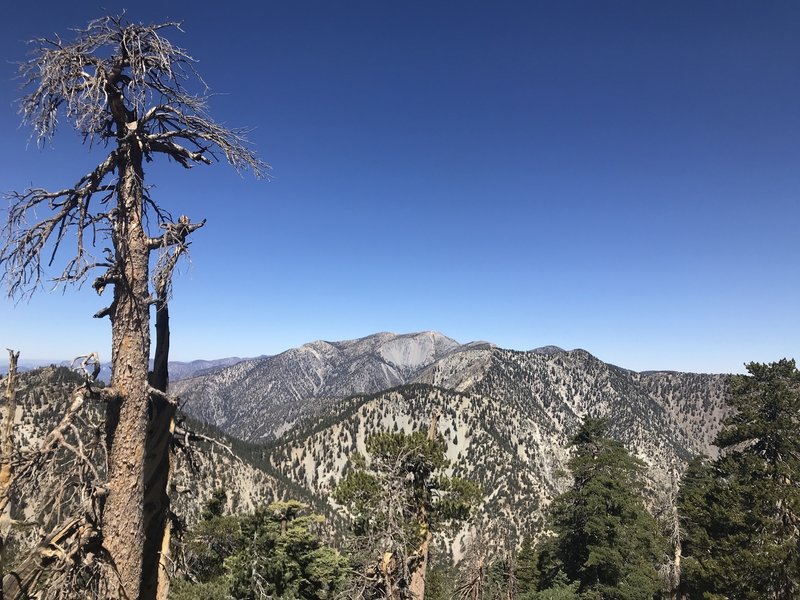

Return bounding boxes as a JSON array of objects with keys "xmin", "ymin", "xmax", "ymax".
[{"xmin": 1, "ymin": 1, "xmax": 798, "ymax": 373}]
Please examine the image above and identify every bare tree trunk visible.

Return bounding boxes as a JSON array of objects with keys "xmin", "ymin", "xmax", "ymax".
[
  {"xmin": 146, "ymin": 278, "xmax": 177, "ymax": 600},
  {"xmin": 153, "ymin": 419, "xmax": 175, "ymax": 600},
  {"xmin": 668, "ymin": 505, "xmax": 682, "ymax": 600},
  {"xmin": 409, "ymin": 533, "xmax": 430, "ymax": 600},
  {"xmin": 666, "ymin": 469, "xmax": 682, "ymax": 600},
  {"xmin": 99, "ymin": 148, "xmax": 152, "ymax": 599},
  {"xmin": 380, "ymin": 552, "xmax": 402, "ymax": 600},
  {"xmin": 1, "ymin": 349, "xmax": 20, "ymax": 600},
  {"xmin": 141, "ymin": 392, "xmax": 174, "ymax": 600}
]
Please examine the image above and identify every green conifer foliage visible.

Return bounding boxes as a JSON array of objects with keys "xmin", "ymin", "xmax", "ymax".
[
  {"xmin": 201, "ymin": 488, "xmax": 228, "ymax": 521},
  {"xmin": 531, "ymin": 570, "xmax": 580, "ymax": 600},
  {"xmin": 679, "ymin": 359, "xmax": 800, "ymax": 599},
  {"xmin": 514, "ymin": 534, "xmax": 540, "ymax": 597},
  {"xmin": 170, "ymin": 500, "xmax": 347, "ymax": 600},
  {"xmin": 541, "ymin": 418, "xmax": 665, "ymax": 600}
]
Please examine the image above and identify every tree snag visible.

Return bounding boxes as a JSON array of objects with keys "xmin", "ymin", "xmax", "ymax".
[
  {"xmin": 1, "ymin": 349, "xmax": 20, "ymax": 598},
  {"xmin": 1, "ymin": 15, "xmax": 266, "ymax": 599}
]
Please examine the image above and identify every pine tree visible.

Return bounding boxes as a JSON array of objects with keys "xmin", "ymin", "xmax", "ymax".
[
  {"xmin": 679, "ymin": 359, "xmax": 800, "ymax": 599},
  {"xmin": 334, "ymin": 429, "xmax": 480, "ymax": 599},
  {"xmin": 514, "ymin": 534, "xmax": 540, "ymax": 597},
  {"xmin": 540, "ymin": 418, "xmax": 665, "ymax": 600},
  {"xmin": 171, "ymin": 500, "xmax": 347, "ymax": 600}
]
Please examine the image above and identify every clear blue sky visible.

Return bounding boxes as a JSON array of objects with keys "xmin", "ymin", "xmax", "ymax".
[{"xmin": 1, "ymin": 1, "xmax": 798, "ymax": 373}]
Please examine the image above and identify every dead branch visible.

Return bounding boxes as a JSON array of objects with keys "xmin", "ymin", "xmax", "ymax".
[
  {"xmin": 17, "ymin": 15, "xmax": 269, "ymax": 172},
  {"xmin": 146, "ymin": 217, "xmax": 205, "ymax": 251},
  {"xmin": 13, "ymin": 380, "xmax": 114, "ymax": 495},
  {"xmin": 71, "ymin": 352, "xmax": 102, "ymax": 383},
  {"xmin": 2, "ymin": 366, "xmax": 111, "ymax": 599},
  {"xmin": 2, "ymin": 513, "xmax": 103, "ymax": 600},
  {"xmin": 0, "ymin": 153, "xmax": 118, "ymax": 297},
  {"xmin": 172, "ymin": 423, "xmax": 242, "ymax": 463},
  {"xmin": 3, "ymin": 15, "xmax": 267, "ymax": 300}
]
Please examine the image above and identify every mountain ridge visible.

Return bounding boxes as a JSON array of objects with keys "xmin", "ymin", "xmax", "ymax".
[
  {"xmin": 173, "ymin": 331, "xmax": 729, "ymax": 452},
  {"xmin": 7, "ymin": 330, "xmax": 735, "ymax": 562},
  {"xmin": 169, "ymin": 329, "xmax": 730, "ymax": 548}
]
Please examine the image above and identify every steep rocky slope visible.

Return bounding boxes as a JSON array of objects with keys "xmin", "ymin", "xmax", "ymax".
[
  {"xmin": 172, "ymin": 331, "xmax": 464, "ymax": 440},
  {"xmin": 171, "ymin": 332, "xmax": 730, "ymax": 550},
  {"xmin": 262, "ymin": 365, "xmax": 728, "ymax": 549}
]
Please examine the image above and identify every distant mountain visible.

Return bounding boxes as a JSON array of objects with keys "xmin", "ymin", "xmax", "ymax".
[
  {"xmin": 1, "ymin": 356, "xmax": 248, "ymax": 383},
  {"xmin": 170, "ymin": 331, "xmax": 730, "ymax": 546},
  {"xmin": 174, "ymin": 332, "xmax": 728, "ymax": 456},
  {"xmin": 171, "ymin": 331, "xmax": 464, "ymax": 440},
  {"xmin": 165, "ymin": 357, "xmax": 251, "ymax": 381}
]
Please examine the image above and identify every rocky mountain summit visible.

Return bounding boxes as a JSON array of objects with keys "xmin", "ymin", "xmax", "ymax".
[
  {"xmin": 174, "ymin": 332, "xmax": 729, "ymax": 455},
  {"xmin": 172, "ymin": 331, "xmax": 466, "ymax": 440}
]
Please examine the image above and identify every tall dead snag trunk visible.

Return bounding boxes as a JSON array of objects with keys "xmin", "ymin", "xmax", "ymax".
[
  {"xmin": 1, "ymin": 15, "xmax": 266, "ymax": 599},
  {"xmin": 98, "ymin": 131, "xmax": 152, "ymax": 599},
  {"xmin": 1, "ymin": 349, "xmax": 20, "ymax": 598},
  {"xmin": 661, "ymin": 468, "xmax": 682, "ymax": 600},
  {"xmin": 335, "ymin": 409, "xmax": 478, "ymax": 600},
  {"xmin": 148, "ymin": 244, "xmax": 186, "ymax": 600}
]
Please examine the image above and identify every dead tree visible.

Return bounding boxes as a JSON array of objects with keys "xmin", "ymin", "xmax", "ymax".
[
  {"xmin": 0, "ymin": 14, "xmax": 266, "ymax": 599},
  {"xmin": 657, "ymin": 468, "xmax": 683, "ymax": 600},
  {"xmin": 1, "ymin": 349, "xmax": 20, "ymax": 596}
]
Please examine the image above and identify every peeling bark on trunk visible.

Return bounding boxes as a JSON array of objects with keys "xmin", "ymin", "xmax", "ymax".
[
  {"xmin": 1, "ymin": 350, "xmax": 20, "ymax": 600},
  {"xmin": 408, "ymin": 531, "xmax": 430, "ymax": 600},
  {"xmin": 380, "ymin": 552, "xmax": 402, "ymax": 600},
  {"xmin": 99, "ymin": 147, "xmax": 152, "ymax": 599},
  {"xmin": 100, "ymin": 143, "xmax": 178, "ymax": 600}
]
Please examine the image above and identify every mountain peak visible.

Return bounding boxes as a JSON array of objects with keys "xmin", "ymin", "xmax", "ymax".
[{"xmin": 531, "ymin": 345, "xmax": 565, "ymax": 355}]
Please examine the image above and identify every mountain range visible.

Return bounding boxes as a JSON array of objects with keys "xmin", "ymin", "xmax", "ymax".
[
  {"xmin": 8, "ymin": 331, "xmax": 733, "ymax": 558},
  {"xmin": 171, "ymin": 331, "xmax": 730, "ymax": 546},
  {"xmin": 2, "ymin": 357, "xmax": 249, "ymax": 384}
]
